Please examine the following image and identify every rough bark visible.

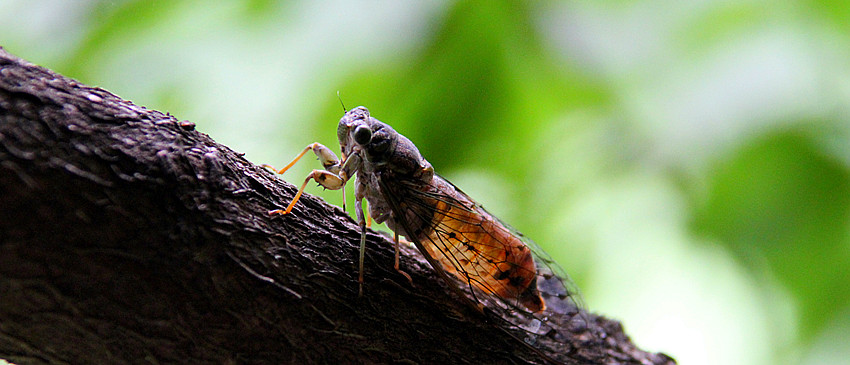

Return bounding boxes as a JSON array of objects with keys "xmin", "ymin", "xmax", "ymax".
[{"xmin": 0, "ymin": 48, "xmax": 675, "ymax": 365}]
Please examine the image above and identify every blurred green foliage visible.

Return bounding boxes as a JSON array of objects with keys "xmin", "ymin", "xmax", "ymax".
[
  {"xmin": 692, "ymin": 130, "xmax": 850, "ymax": 341},
  {"xmin": 1, "ymin": 1, "xmax": 848, "ymax": 364}
]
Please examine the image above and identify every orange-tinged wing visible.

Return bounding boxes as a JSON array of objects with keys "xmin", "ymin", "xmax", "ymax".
[
  {"xmin": 376, "ymin": 172, "xmax": 596, "ymax": 364},
  {"xmin": 376, "ymin": 173, "xmax": 582, "ymax": 316},
  {"xmin": 422, "ymin": 187, "xmax": 545, "ymax": 312}
]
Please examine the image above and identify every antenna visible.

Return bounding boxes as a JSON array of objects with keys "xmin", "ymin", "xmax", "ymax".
[{"xmin": 337, "ymin": 91, "xmax": 346, "ymax": 112}]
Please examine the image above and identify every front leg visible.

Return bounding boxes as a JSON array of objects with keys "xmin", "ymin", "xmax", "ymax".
[
  {"xmin": 262, "ymin": 142, "xmax": 341, "ymax": 175},
  {"xmin": 265, "ymin": 143, "xmax": 353, "ymax": 215},
  {"xmin": 268, "ymin": 169, "xmax": 345, "ymax": 215}
]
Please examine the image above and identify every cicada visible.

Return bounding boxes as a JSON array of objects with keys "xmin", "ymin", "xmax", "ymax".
[{"xmin": 265, "ymin": 107, "xmax": 590, "ymax": 360}]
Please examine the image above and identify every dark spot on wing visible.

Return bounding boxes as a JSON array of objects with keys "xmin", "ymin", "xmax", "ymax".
[{"xmin": 509, "ymin": 274, "xmax": 525, "ymax": 287}]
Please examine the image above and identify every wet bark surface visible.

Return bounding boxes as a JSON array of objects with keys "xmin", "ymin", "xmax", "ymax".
[{"xmin": 0, "ymin": 48, "xmax": 675, "ymax": 365}]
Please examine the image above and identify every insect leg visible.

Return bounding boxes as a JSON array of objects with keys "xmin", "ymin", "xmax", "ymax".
[
  {"xmin": 365, "ymin": 205, "xmax": 372, "ymax": 228},
  {"xmin": 394, "ymin": 231, "xmax": 413, "ymax": 285},
  {"xmin": 262, "ymin": 142, "xmax": 341, "ymax": 175},
  {"xmin": 268, "ymin": 169, "xmax": 344, "ymax": 215},
  {"xmin": 338, "ymin": 152, "xmax": 363, "ymax": 214},
  {"xmin": 341, "ymin": 184, "xmax": 346, "ymax": 213},
  {"xmin": 267, "ymin": 149, "xmax": 358, "ymax": 215},
  {"xmin": 356, "ymin": 196, "xmax": 367, "ymax": 297}
]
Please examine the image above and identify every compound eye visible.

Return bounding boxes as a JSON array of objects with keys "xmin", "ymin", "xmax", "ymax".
[{"xmin": 353, "ymin": 125, "xmax": 372, "ymax": 145}]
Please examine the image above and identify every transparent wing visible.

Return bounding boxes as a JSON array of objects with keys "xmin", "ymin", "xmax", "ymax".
[{"xmin": 376, "ymin": 173, "xmax": 591, "ymax": 351}]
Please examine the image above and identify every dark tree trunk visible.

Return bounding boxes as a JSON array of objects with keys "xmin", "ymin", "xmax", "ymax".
[{"xmin": 0, "ymin": 48, "xmax": 674, "ymax": 365}]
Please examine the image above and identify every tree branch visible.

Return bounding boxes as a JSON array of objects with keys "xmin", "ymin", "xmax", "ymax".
[{"xmin": 0, "ymin": 48, "xmax": 674, "ymax": 365}]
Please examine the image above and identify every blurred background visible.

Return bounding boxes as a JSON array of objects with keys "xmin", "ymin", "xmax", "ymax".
[{"xmin": 2, "ymin": 1, "xmax": 848, "ymax": 364}]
